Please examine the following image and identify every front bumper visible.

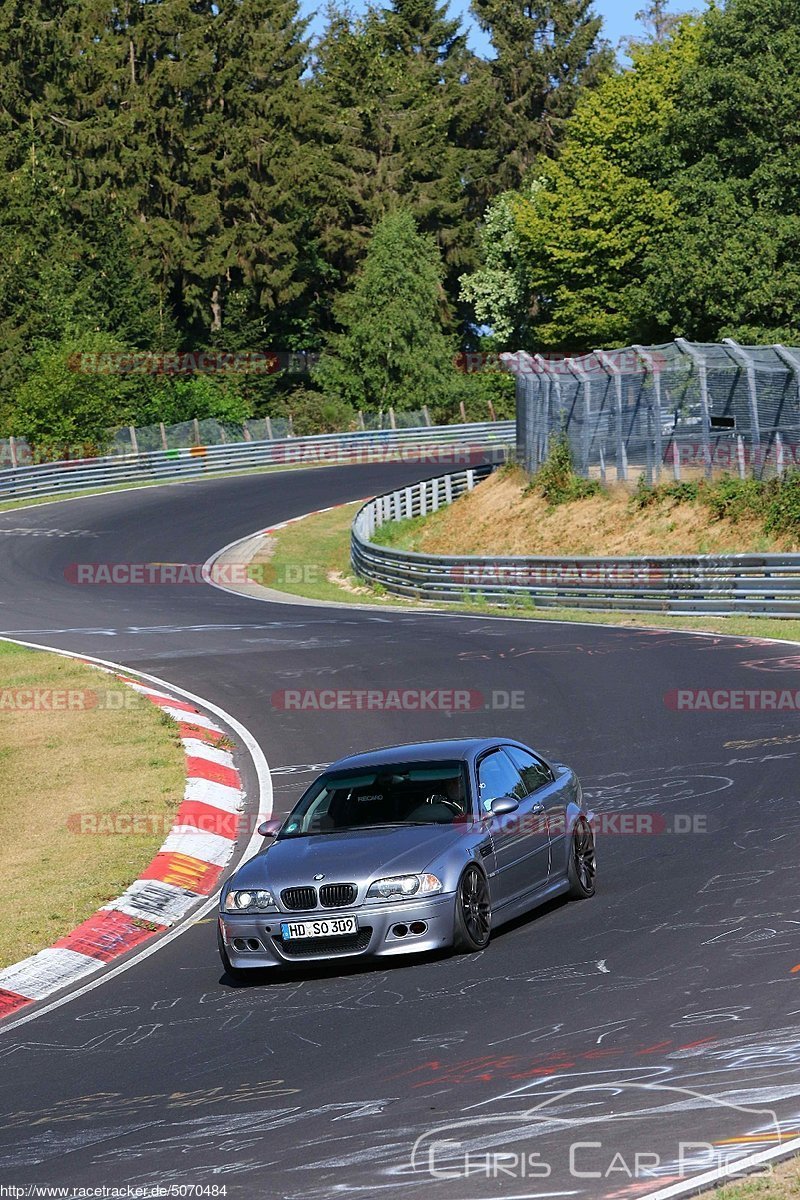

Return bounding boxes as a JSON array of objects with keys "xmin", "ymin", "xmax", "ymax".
[{"xmin": 219, "ymin": 893, "xmax": 455, "ymax": 969}]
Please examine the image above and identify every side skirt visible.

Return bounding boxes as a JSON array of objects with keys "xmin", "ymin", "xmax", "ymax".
[{"xmin": 492, "ymin": 876, "xmax": 571, "ymax": 929}]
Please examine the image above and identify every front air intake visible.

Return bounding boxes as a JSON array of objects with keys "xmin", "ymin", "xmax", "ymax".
[
  {"xmin": 281, "ymin": 886, "xmax": 317, "ymax": 911},
  {"xmin": 320, "ymin": 883, "xmax": 357, "ymax": 908}
]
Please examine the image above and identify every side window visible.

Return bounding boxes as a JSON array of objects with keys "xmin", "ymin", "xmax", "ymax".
[
  {"xmin": 477, "ymin": 750, "xmax": 526, "ymax": 809},
  {"xmin": 505, "ymin": 746, "xmax": 553, "ymax": 795}
]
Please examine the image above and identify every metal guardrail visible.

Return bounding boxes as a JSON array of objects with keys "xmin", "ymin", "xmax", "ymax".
[
  {"xmin": 0, "ymin": 422, "xmax": 514, "ymax": 505},
  {"xmin": 351, "ymin": 469, "xmax": 800, "ymax": 617}
]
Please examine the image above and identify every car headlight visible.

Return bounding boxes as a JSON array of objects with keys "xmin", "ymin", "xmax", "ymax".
[
  {"xmin": 223, "ymin": 888, "xmax": 276, "ymax": 912},
  {"xmin": 366, "ymin": 873, "xmax": 443, "ymax": 900}
]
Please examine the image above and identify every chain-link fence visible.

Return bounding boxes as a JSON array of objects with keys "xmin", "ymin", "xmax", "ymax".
[
  {"xmin": 0, "ymin": 406, "xmax": 436, "ymax": 468},
  {"xmin": 513, "ymin": 340, "xmax": 800, "ymax": 481}
]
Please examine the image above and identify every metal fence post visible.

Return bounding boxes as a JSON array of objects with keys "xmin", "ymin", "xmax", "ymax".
[
  {"xmin": 565, "ymin": 358, "xmax": 592, "ymax": 477},
  {"xmin": 737, "ymin": 435, "xmax": 746, "ymax": 479},
  {"xmin": 534, "ymin": 354, "xmax": 562, "ymax": 467},
  {"xmin": 8, "ymin": 436, "xmax": 17, "ymax": 469},
  {"xmin": 634, "ymin": 345, "xmax": 662, "ymax": 482},
  {"xmin": 773, "ymin": 344, "xmax": 800, "ymax": 407},
  {"xmin": 596, "ymin": 351, "xmax": 626, "ymax": 481},
  {"xmin": 525, "ymin": 374, "xmax": 538, "ymax": 473},
  {"xmin": 722, "ymin": 338, "xmax": 762, "ymax": 477},
  {"xmin": 675, "ymin": 339, "xmax": 712, "ymax": 479},
  {"xmin": 129, "ymin": 426, "xmax": 139, "ymax": 456}
]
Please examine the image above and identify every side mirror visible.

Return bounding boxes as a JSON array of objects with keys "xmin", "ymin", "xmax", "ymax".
[
  {"xmin": 490, "ymin": 795, "xmax": 519, "ymax": 817},
  {"xmin": 257, "ymin": 817, "xmax": 283, "ymax": 838}
]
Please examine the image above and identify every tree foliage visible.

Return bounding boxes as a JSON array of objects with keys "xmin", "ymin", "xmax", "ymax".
[
  {"xmin": 314, "ymin": 210, "xmax": 458, "ymax": 410},
  {"xmin": 639, "ymin": 0, "xmax": 800, "ymax": 343}
]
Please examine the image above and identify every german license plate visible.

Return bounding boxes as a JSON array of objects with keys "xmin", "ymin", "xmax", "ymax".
[{"xmin": 280, "ymin": 915, "xmax": 358, "ymax": 939}]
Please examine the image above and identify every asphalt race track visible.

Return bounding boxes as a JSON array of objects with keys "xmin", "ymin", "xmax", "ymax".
[{"xmin": 1, "ymin": 460, "xmax": 799, "ymax": 1200}]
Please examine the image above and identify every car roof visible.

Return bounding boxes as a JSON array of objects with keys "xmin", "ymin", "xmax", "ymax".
[{"xmin": 327, "ymin": 738, "xmax": 518, "ymax": 772}]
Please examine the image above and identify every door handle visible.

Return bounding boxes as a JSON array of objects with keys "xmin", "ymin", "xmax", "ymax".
[{"xmin": 531, "ymin": 802, "xmax": 544, "ymax": 814}]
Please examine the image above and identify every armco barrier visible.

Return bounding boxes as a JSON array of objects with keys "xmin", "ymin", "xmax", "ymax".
[
  {"xmin": 0, "ymin": 422, "xmax": 514, "ymax": 505},
  {"xmin": 351, "ymin": 469, "xmax": 800, "ymax": 617}
]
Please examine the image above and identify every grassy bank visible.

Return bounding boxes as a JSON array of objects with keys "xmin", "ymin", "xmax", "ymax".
[
  {"xmin": 709, "ymin": 1154, "xmax": 800, "ymax": 1199},
  {"xmin": 0, "ymin": 641, "xmax": 186, "ymax": 968},
  {"xmin": 371, "ymin": 463, "xmax": 800, "ymax": 558}
]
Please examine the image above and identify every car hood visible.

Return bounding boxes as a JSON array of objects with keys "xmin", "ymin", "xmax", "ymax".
[{"xmin": 231, "ymin": 824, "xmax": 468, "ymax": 891}]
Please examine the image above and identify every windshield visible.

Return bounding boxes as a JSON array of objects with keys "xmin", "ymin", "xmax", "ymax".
[{"xmin": 278, "ymin": 761, "xmax": 470, "ymax": 838}]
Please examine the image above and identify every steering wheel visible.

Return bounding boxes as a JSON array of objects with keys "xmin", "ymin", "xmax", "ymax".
[{"xmin": 426, "ymin": 793, "xmax": 464, "ymax": 815}]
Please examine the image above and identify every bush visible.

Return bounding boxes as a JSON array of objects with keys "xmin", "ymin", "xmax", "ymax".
[
  {"xmin": 429, "ymin": 367, "xmax": 516, "ymax": 425},
  {"xmin": 631, "ymin": 474, "xmax": 659, "ymax": 510},
  {"xmin": 765, "ymin": 470, "xmax": 800, "ymax": 537},
  {"xmin": 527, "ymin": 434, "xmax": 601, "ymax": 505},
  {"xmin": 702, "ymin": 475, "xmax": 766, "ymax": 523},
  {"xmin": 662, "ymin": 480, "xmax": 699, "ymax": 503},
  {"xmin": 136, "ymin": 374, "xmax": 251, "ymax": 427},
  {"xmin": 8, "ymin": 332, "xmax": 138, "ymax": 458},
  {"xmin": 272, "ymin": 388, "xmax": 358, "ymax": 436}
]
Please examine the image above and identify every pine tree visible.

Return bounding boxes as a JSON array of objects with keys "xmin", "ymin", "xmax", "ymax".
[
  {"xmin": 314, "ymin": 209, "xmax": 457, "ymax": 410},
  {"xmin": 468, "ymin": 0, "xmax": 612, "ymax": 195},
  {"xmin": 311, "ymin": 0, "xmax": 486, "ymax": 320},
  {"xmin": 187, "ymin": 0, "xmax": 325, "ymax": 346}
]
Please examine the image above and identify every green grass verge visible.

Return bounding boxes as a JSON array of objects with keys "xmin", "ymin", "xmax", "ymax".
[
  {"xmin": 0, "ymin": 641, "xmax": 186, "ymax": 968},
  {"xmin": 706, "ymin": 1155, "xmax": 800, "ymax": 1199},
  {"xmin": 252, "ymin": 501, "xmax": 800, "ymax": 643}
]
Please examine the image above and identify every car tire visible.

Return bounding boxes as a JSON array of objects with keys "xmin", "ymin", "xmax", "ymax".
[
  {"xmin": 217, "ymin": 923, "xmax": 244, "ymax": 978},
  {"xmin": 453, "ymin": 865, "xmax": 492, "ymax": 952},
  {"xmin": 567, "ymin": 818, "xmax": 596, "ymax": 898}
]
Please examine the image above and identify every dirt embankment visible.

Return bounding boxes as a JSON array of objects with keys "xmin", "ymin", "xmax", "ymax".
[{"xmin": 392, "ymin": 467, "xmax": 798, "ymax": 557}]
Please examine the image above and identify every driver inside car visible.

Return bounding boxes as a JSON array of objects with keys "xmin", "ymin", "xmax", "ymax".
[{"xmin": 408, "ymin": 775, "xmax": 468, "ymax": 822}]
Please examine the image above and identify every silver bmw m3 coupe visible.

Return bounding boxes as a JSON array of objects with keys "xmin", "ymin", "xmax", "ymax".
[{"xmin": 217, "ymin": 737, "xmax": 595, "ymax": 974}]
